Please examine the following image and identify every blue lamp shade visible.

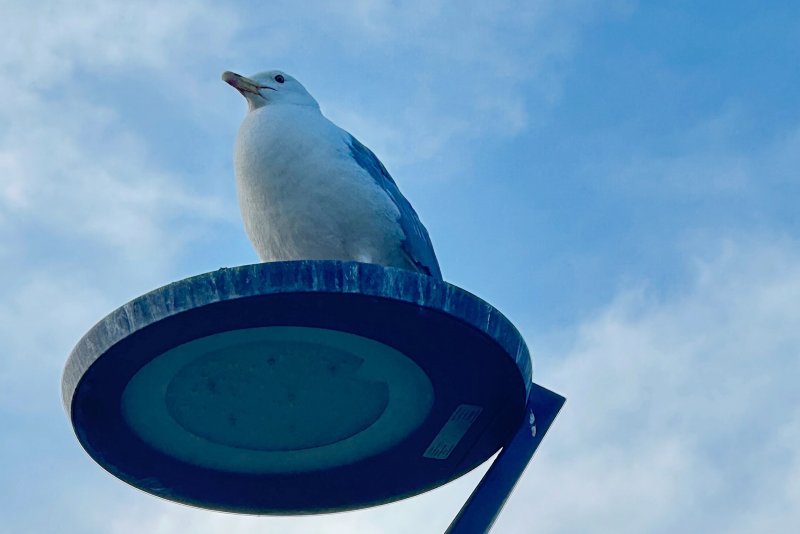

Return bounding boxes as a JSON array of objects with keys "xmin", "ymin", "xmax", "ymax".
[{"xmin": 62, "ymin": 261, "xmax": 533, "ymax": 514}]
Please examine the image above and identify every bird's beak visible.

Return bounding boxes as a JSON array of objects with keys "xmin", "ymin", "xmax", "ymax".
[{"xmin": 222, "ymin": 71, "xmax": 261, "ymax": 95}]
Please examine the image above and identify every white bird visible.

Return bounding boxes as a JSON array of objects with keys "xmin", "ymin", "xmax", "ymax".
[{"xmin": 223, "ymin": 69, "xmax": 442, "ymax": 279}]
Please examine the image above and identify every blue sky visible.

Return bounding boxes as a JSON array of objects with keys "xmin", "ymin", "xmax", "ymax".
[{"xmin": 1, "ymin": 1, "xmax": 799, "ymax": 532}]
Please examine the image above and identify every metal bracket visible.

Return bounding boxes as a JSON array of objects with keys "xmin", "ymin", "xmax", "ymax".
[{"xmin": 446, "ymin": 383, "xmax": 566, "ymax": 534}]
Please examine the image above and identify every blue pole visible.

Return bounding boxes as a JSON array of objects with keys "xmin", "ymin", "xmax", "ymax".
[{"xmin": 446, "ymin": 383, "xmax": 565, "ymax": 534}]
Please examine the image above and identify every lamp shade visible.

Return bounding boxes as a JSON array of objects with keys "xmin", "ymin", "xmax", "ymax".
[{"xmin": 63, "ymin": 261, "xmax": 532, "ymax": 514}]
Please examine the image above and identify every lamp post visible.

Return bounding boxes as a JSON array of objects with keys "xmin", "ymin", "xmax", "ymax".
[{"xmin": 63, "ymin": 261, "xmax": 563, "ymax": 530}]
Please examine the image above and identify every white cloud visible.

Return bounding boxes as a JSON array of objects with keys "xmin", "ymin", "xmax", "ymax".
[
  {"xmin": 0, "ymin": 104, "xmax": 228, "ymax": 263},
  {"xmin": 0, "ymin": 0, "xmax": 239, "ymax": 82},
  {"xmin": 0, "ymin": 276, "xmax": 110, "ymax": 413},
  {"xmin": 80, "ymin": 457, "xmax": 490, "ymax": 534},
  {"xmin": 0, "ymin": 0, "xmax": 241, "ymax": 415},
  {"xmin": 244, "ymin": 0, "xmax": 625, "ymax": 175},
  {"xmin": 496, "ymin": 236, "xmax": 800, "ymax": 533},
  {"xmin": 0, "ymin": 0, "xmax": 240, "ymax": 274}
]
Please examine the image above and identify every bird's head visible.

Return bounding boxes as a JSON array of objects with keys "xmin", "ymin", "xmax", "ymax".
[{"xmin": 222, "ymin": 69, "xmax": 319, "ymax": 111}]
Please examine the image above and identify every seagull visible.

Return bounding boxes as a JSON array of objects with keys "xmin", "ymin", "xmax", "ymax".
[{"xmin": 222, "ymin": 69, "xmax": 442, "ymax": 279}]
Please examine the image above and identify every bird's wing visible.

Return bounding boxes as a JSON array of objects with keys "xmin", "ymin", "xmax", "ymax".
[{"xmin": 346, "ymin": 134, "xmax": 442, "ymax": 279}]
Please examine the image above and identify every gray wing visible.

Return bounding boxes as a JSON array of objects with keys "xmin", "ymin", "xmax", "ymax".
[{"xmin": 347, "ymin": 134, "xmax": 442, "ymax": 279}]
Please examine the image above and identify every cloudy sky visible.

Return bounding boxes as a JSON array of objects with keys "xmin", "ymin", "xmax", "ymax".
[{"xmin": 1, "ymin": 1, "xmax": 799, "ymax": 532}]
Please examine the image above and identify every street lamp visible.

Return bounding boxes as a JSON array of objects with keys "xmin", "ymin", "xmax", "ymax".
[{"xmin": 63, "ymin": 261, "xmax": 564, "ymax": 532}]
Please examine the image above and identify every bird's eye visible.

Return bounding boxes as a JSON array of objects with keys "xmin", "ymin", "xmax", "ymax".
[{"xmin": 275, "ymin": 74, "xmax": 285, "ymax": 84}]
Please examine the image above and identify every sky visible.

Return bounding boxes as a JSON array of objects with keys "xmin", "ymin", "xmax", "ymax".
[{"xmin": 1, "ymin": 0, "xmax": 799, "ymax": 532}]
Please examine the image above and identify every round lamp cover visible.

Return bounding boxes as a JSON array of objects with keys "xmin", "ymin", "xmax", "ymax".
[{"xmin": 62, "ymin": 261, "xmax": 532, "ymax": 514}]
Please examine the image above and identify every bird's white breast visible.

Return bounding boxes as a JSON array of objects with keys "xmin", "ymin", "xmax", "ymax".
[{"xmin": 234, "ymin": 105, "xmax": 404, "ymax": 264}]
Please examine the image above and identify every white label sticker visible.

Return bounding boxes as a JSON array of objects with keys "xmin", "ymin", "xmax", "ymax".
[{"xmin": 423, "ymin": 404, "xmax": 483, "ymax": 460}]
